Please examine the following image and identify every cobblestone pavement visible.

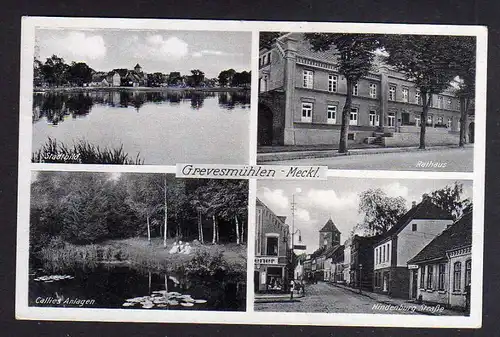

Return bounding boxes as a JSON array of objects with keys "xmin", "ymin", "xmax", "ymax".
[
  {"xmin": 254, "ymin": 282, "xmax": 417, "ymax": 314},
  {"xmin": 270, "ymin": 146, "xmax": 473, "ymax": 172}
]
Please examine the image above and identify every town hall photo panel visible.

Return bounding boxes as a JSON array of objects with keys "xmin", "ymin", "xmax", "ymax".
[
  {"xmin": 254, "ymin": 177, "xmax": 473, "ymax": 316},
  {"xmin": 257, "ymin": 32, "xmax": 476, "ymax": 172}
]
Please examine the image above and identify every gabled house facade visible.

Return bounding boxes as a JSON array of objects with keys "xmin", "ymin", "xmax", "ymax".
[
  {"xmin": 408, "ymin": 211, "xmax": 472, "ymax": 310},
  {"xmin": 254, "ymin": 198, "xmax": 291, "ymax": 293},
  {"xmin": 258, "ymin": 33, "xmax": 474, "ymax": 147},
  {"xmin": 372, "ymin": 198, "xmax": 454, "ymax": 298}
]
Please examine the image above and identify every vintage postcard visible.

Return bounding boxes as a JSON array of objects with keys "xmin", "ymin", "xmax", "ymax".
[{"xmin": 17, "ymin": 17, "xmax": 486, "ymax": 328}]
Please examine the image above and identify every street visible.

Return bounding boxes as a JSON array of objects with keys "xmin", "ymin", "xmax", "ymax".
[
  {"xmin": 256, "ymin": 282, "xmax": 430, "ymax": 314},
  {"xmin": 270, "ymin": 146, "xmax": 474, "ymax": 172}
]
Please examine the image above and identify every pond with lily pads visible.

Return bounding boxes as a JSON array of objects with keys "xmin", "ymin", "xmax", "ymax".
[{"xmin": 29, "ymin": 265, "xmax": 245, "ymax": 311}]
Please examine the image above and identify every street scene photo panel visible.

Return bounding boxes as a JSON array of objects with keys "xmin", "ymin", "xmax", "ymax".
[
  {"xmin": 254, "ymin": 177, "xmax": 473, "ymax": 316},
  {"xmin": 257, "ymin": 32, "xmax": 476, "ymax": 172}
]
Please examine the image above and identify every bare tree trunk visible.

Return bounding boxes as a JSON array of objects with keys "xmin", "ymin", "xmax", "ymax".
[
  {"xmin": 148, "ymin": 271, "xmax": 151, "ymax": 294},
  {"xmin": 459, "ymin": 96, "xmax": 468, "ymax": 147},
  {"xmin": 212, "ymin": 215, "xmax": 216, "ymax": 244},
  {"xmin": 216, "ymin": 218, "xmax": 219, "ymax": 243},
  {"xmin": 146, "ymin": 213, "xmax": 151, "ymax": 243},
  {"xmin": 235, "ymin": 215, "xmax": 240, "ymax": 245},
  {"xmin": 198, "ymin": 210, "xmax": 204, "ymax": 244},
  {"xmin": 240, "ymin": 222, "xmax": 245, "ymax": 244},
  {"xmin": 420, "ymin": 92, "xmax": 431, "ymax": 150},
  {"xmin": 339, "ymin": 78, "xmax": 353, "ymax": 153},
  {"xmin": 163, "ymin": 175, "xmax": 168, "ymax": 248}
]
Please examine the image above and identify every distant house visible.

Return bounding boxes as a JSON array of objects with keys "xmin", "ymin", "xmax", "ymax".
[
  {"xmin": 343, "ymin": 237, "xmax": 353, "ymax": 285},
  {"xmin": 408, "ymin": 211, "xmax": 472, "ymax": 310},
  {"xmin": 372, "ymin": 198, "xmax": 454, "ymax": 299},
  {"xmin": 107, "ymin": 70, "xmax": 124, "ymax": 87},
  {"xmin": 351, "ymin": 234, "xmax": 382, "ymax": 291},
  {"xmin": 90, "ymin": 73, "xmax": 110, "ymax": 87},
  {"xmin": 331, "ymin": 245, "xmax": 345, "ymax": 283}
]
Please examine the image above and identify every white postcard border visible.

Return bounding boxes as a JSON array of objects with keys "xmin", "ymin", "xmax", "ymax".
[{"xmin": 16, "ymin": 16, "xmax": 487, "ymax": 328}]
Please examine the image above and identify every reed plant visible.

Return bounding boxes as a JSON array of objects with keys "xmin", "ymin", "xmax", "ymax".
[{"xmin": 32, "ymin": 138, "xmax": 144, "ymax": 165}]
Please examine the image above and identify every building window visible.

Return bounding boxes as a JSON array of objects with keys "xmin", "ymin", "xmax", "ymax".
[
  {"xmin": 369, "ymin": 110, "xmax": 379, "ymax": 126},
  {"xmin": 349, "ymin": 107, "xmax": 358, "ymax": 126},
  {"xmin": 427, "ymin": 115, "xmax": 433, "ymax": 126},
  {"xmin": 453, "ymin": 261, "xmax": 462, "ymax": 291},
  {"xmin": 303, "ymin": 70, "xmax": 314, "ymax": 89},
  {"xmin": 375, "ymin": 248, "xmax": 378, "ymax": 264},
  {"xmin": 386, "ymin": 243, "xmax": 390, "ymax": 262},
  {"xmin": 266, "ymin": 237, "xmax": 279, "ymax": 256},
  {"xmin": 420, "ymin": 267, "xmax": 425, "ymax": 289},
  {"xmin": 389, "ymin": 85, "xmax": 396, "ymax": 101},
  {"xmin": 415, "ymin": 117, "xmax": 421, "ymax": 126},
  {"xmin": 382, "ymin": 245, "xmax": 386, "ymax": 262},
  {"xmin": 438, "ymin": 96, "xmax": 443, "ymax": 109},
  {"xmin": 388, "ymin": 113, "xmax": 395, "ymax": 127},
  {"xmin": 447, "ymin": 98, "xmax": 452, "ymax": 109},
  {"xmin": 426, "ymin": 265, "xmax": 434, "ymax": 289},
  {"xmin": 438, "ymin": 264, "xmax": 446, "ymax": 291},
  {"xmin": 465, "ymin": 259, "xmax": 472, "ymax": 287},
  {"xmin": 415, "ymin": 91, "xmax": 422, "ymax": 105},
  {"xmin": 301, "ymin": 102, "xmax": 313, "ymax": 122},
  {"xmin": 353, "ymin": 83, "xmax": 359, "ymax": 96},
  {"xmin": 402, "ymin": 87, "xmax": 409, "ymax": 102},
  {"xmin": 369, "ymin": 83, "xmax": 377, "ymax": 98},
  {"xmin": 437, "ymin": 116, "xmax": 444, "ymax": 125},
  {"xmin": 327, "ymin": 105, "xmax": 337, "ymax": 124},
  {"xmin": 328, "ymin": 75, "xmax": 338, "ymax": 92},
  {"xmin": 267, "ymin": 52, "xmax": 271, "ymax": 64},
  {"xmin": 447, "ymin": 117, "xmax": 452, "ymax": 128},
  {"xmin": 412, "ymin": 223, "xmax": 417, "ymax": 231}
]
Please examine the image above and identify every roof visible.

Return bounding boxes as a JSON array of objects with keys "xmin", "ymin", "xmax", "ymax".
[
  {"xmin": 134, "ymin": 63, "xmax": 142, "ymax": 68},
  {"xmin": 277, "ymin": 216, "xmax": 287, "ymax": 223},
  {"xmin": 325, "ymin": 245, "xmax": 344, "ymax": 260},
  {"xmin": 408, "ymin": 211, "xmax": 472, "ymax": 264},
  {"xmin": 319, "ymin": 218, "xmax": 340, "ymax": 233},
  {"xmin": 379, "ymin": 198, "xmax": 453, "ymax": 242}
]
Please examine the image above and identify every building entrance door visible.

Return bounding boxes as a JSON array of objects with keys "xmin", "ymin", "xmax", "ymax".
[
  {"xmin": 383, "ymin": 272, "xmax": 389, "ymax": 292},
  {"xmin": 411, "ymin": 270, "xmax": 418, "ymax": 299}
]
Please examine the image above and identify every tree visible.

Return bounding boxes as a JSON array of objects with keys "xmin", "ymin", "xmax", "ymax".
[
  {"xmin": 218, "ymin": 69, "xmax": 236, "ymax": 87},
  {"xmin": 41, "ymin": 55, "xmax": 69, "ymax": 87},
  {"xmin": 231, "ymin": 71, "xmax": 251, "ymax": 87},
  {"xmin": 190, "ymin": 69, "xmax": 205, "ymax": 87},
  {"xmin": 168, "ymin": 72, "xmax": 182, "ymax": 86},
  {"xmin": 124, "ymin": 173, "xmax": 164, "ymax": 243},
  {"xmin": 380, "ymin": 35, "xmax": 459, "ymax": 149},
  {"xmin": 259, "ymin": 32, "xmax": 283, "ymax": 49},
  {"xmin": 305, "ymin": 34, "xmax": 380, "ymax": 153},
  {"xmin": 429, "ymin": 181, "xmax": 472, "ymax": 220},
  {"xmin": 147, "ymin": 72, "xmax": 166, "ymax": 87},
  {"xmin": 358, "ymin": 188, "xmax": 407, "ymax": 235},
  {"xmin": 67, "ymin": 62, "xmax": 93, "ymax": 86},
  {"xmin": 448, "ymin": 37, "xmax": 476, "ymax": 146}
]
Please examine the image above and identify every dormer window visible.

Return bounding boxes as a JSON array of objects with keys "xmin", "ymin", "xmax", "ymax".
[{"xmin": 412, "ymin": 223, "xmax": 417, "ymax": 231}]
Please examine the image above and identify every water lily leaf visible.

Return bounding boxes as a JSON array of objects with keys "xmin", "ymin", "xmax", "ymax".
[
  {"xmin": 194, "ymin": 299, "xmax": 207, "ymax": 304},
  {"xmin": 181, "ymin": 302, "xmax": 194, "ymax": 307}
]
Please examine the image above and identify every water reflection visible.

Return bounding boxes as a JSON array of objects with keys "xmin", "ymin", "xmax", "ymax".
[
  {"xmin": 32, "ymin": 90, "xmax": 250, "ymax": 125},
  {"xmin": 29, "ymin": 266, "xmax": 246, "ymax": 311}
]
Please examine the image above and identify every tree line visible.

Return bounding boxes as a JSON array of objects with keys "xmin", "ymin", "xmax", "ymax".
[
  {"xmin": 261, "ymin": 33, "xmax": 475, "ymax": 149},
  {"xmin": 33, "ymin": 55, "xmax": 251, "ymax": 88},
  {"xmin": 30, "ymin": 172, "xmax": 248, "ymax": 255}
]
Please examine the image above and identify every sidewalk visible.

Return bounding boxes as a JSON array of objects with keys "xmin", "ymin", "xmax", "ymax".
[
  {"xmin": 254, "ymin": 292, "xmax": 304, "ymax": 303},
  {"xmin": 331, "ymin": 282, "xmax": 466, "ymax": 316},
  {"xmin": 257, "ymin": 144, "xmax": 473, "ymax": 163}
]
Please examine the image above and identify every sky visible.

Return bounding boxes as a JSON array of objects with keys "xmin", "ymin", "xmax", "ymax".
[
  {"xmin": 257, "ymin": 178, "xmax": 473, "ymax": 254},
  {"xmin": 35, "ymin": 28, "xmax": 251, "ymax": 78}
]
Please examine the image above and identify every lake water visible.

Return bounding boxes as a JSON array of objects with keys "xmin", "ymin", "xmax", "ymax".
[
  {"xmin": 32, "ymin": 90, "xmax": 251, "ymax": 165},
  {"xmin": 29, "ymin": 265, "xmax": 246, "ymax": 311}
]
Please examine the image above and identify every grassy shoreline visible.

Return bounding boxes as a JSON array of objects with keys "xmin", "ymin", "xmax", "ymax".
[
  {"xmin": 38, "ymin": 237, "xmax": 247, "ymax": 276},
  {"xmin": 33, "ymin": 86, "xmax": 250, "ymax": 93}
]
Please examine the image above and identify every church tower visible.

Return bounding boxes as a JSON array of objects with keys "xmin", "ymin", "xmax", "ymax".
[
  {"xmin": 318, "ymin": 218, "xmax": 341, "ymax": 249},
  {"xmin": 134, "ymin": 63, "xmax": 142, "ymax": 73}
]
